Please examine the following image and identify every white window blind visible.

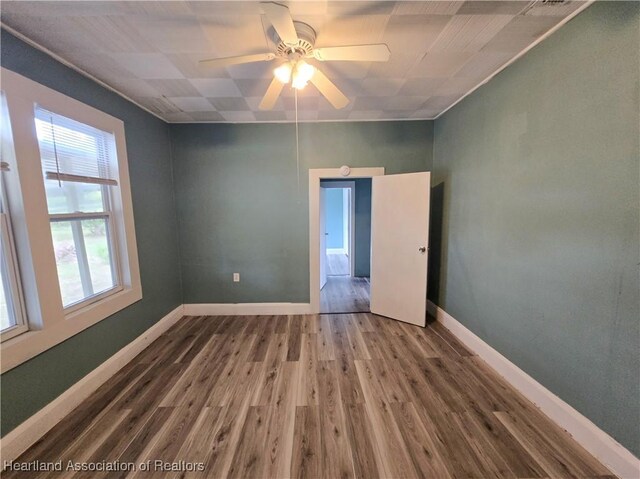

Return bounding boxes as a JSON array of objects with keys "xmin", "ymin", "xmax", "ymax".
[{"xmin": 34, "ymin": 107, "xmax": 118, "ymax": 186}]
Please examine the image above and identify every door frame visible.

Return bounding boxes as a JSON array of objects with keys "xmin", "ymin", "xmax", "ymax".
[
  {"xmin": 309, "ymin": 167, "xmax": 384, "ymax": 314},
  {"xmin": 320, "ymin": 181, "xmax": 355, "ymax": 277}
]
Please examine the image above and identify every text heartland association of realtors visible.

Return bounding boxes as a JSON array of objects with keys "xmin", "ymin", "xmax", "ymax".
[{"xmin": 2, "ymin": 460, "xmax": 205, "ymax": 472}]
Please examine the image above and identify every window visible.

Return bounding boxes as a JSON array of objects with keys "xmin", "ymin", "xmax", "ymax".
[
  {"xmin": 1, "ymin": 92, "xmax": 28, "ymax": 342},
  {"xmin": 0, "ymin": 67, "xmax": 141, "ymax": 372},
  {"xmin": 1, "ymin": 188, "xmax": 28, "ymax": 342},
  {"xmin": 34, "ymin": 109, "xmax": 122, "ymax": 310}
]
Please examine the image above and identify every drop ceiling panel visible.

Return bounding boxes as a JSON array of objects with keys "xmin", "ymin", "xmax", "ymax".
[
  {"xmin": 434, "ymin": 76, "xmax": 482, "ymax": 96},
  {"xmin": 67, "ymin": 15, "xmax": 158, "ymax": 53},
  {"xmin": 454, "ymin": 50, "xmax": 515, "ymax": 79},
  {"xmin": 525, "ymin": 1, "xmax": 584, "ymax": 16},
  {"xmin": 317, "ymin": 109, "xmax": 351, "ymax": 120},
  {"xmin": 188, "ymin": 110, "xmax": 225, "ymax": 121},
  {"xmin": 399, "ymin": 77, "xmax": 447, "ymax": 97},
  {"xmin": 221, "ymin": 110, "xmax": 257, "ymax": 122},
  {"xmin": 392, "ymin": 2, "xmax": 463, "ymax": 16},
  {"xmin": 226, "ymin": 61, "xmax": 278, "ymax": 79},
  {"xmin": 131, "ymin": 16, "xmax": 211, "ymax": 53},
  {"xmin": 146, "ymin": 78, "xmax": 202, "ymax": 97},
  {"xmin": 168, "ymin": 96, "xmax": 214, "ymax": 112},
  {"xmin": 381, "ymin": 14, "xmax": 452, "ymax": 59},
  {"xmin": 282, "ymin": 96, "xmax": 320, "ymax": 111},
  {"xmin": 199, "ymin": 15, "xmax": 269, "ymax": 57},
  {"xmin": 190, "ymin": 78, "xmax": 243, "ymax": 97},
  {"xmin": 429, "ymin": 14, "xmax": 514, "ymax": 52},
  {"xmin": 315, "ymin": 15, "xmax": 389, "ymax": 47},
  {"xmin": 0, "ymin": 0, "xmax": 591, "ymax": 122},
  {"xmin": 254, "ymin": 110, "xmax": 288, "ymax": 121},
  {"xmin": 110, "ymin": 78, "xmax": 161, "ymax": 98},
  {"xmin": 349, "ymin": 109, "xmax": 382, "ymax": 120},
  {"xmin": 409, "ymin": 51, "xmax": 474, "ymax": 78},
  {"xmin": 120, "ymin": 1, "xmax": 195, "ymax": 17},
  {"xmin": 166, "ymin": 52, "xmax": 231, "ymax": 79},
  {"xmin": 319, "ymin": 61, "xmax": 371, "ymax": 80},
  {"xmin": 456, "ymin": 1, "xmax": 528, "ymax": 15},
  {"xmin": 135, "ymin": 96, "xmax": 182, "ymax": 115},
  {"xmin": 109, "ymin": 53, "xmax": 185, "ymax": 79},
  {"xmin": 359, "ymin": 78, "xmax": 405, "ymax": 97},
  {"xmin": 481, "ymin": 15, "xmax": 561, "ymax": 52},
  {"xmin": 209, "ymin": 97, "xmax": 251, "ymax": 111},
  {"xmin": 326, "ymin": 2, "xmax": 396, "ymax": 17}
]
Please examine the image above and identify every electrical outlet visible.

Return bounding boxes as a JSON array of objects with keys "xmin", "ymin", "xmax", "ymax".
[{"xmin": 233, "ymin": 273, "xmax": 240, "ymax": 282}]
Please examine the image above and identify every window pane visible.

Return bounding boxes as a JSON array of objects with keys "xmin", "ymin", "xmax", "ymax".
[
  {"xmin": 82, "ymin": 218, "xmax": 116, "ymax": 294},
  {"xmin": 34, "ymin": 111, "xmax": 116, "ymax": 180},
  {"xmin": 51, "ymin": 218, "xmax": 116, "ymax": 308},
  {"xmin": 44, "ymin": 179, "xmax": 106, "ymax": 214},
  {"xmin": 34, "ymin": 110, "xmax": 116, "ymax": 215},
  {"xmin": 1, "ymin": 256, "xmax": 16, "ymax": 332}
]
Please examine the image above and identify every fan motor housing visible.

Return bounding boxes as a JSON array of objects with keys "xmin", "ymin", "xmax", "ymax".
[{"xmin": 273, "ymin": 21, "xmax": 316, "ymax": 58}]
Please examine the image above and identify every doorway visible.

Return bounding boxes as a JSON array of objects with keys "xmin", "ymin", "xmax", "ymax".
[
  {"xmin": 319, "ymin": 179, "xmax": 372, "ymax": 314},
  {"xmin": 310, "ymin": 168, "xmax": 432, "ymax": 326}
]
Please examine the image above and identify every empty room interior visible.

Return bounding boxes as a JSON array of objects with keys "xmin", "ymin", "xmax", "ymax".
[{"xmin": 0, "ymin": 1, "xmax": 638, "ymax": 477}]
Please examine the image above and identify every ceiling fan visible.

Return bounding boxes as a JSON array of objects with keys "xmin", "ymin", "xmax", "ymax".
[{"xmin": 199, "ymin": 2, "xmax": 391, "ymax": 110}]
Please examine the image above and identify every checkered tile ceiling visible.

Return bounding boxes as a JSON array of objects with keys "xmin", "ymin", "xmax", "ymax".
[{"xmin": 1, "ymin": 1, "xmax": 588, "ymax": 123}]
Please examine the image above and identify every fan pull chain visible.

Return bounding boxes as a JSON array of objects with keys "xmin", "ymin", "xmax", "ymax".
[{"xmin": 295, "ymin": 88, "xmax": 300, "ymax": 197}]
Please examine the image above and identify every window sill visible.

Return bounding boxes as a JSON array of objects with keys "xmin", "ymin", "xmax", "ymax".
[{"xmin": 0, "ymin": 285, "xmax": 142, "ymax": 373}]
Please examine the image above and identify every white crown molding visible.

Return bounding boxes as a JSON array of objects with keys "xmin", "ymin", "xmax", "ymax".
[
  {"xmin": 428, "ymin": 300, "xmax": 640, "ymax": 479},
  {"xmin": 0, "ymin": 305, "xmax": 184, "ymax": 464}
]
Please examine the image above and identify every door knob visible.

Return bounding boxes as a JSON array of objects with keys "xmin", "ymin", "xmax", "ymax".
[{"xmin": 419, "ymin": 247, "xmax": 426, "ymax": 253}]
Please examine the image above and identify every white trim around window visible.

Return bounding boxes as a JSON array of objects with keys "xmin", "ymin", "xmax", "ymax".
[{"xmin": 0, "ymin": 68, "xmax": 142, "ymax": 373}]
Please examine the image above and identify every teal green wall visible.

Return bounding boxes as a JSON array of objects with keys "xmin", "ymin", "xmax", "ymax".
[
  {"xmin": 0, "ymin": 30, "xmax": 182, "ymax": 436},
  {"xmin": 432, "ymin": 1, "xmax": 639, "ymax": 456},
  {"xmin": 353, "ymin": 178, "xmax": 372, "ymax": 277},
  {"xmin": 170, "ymin": 121, "xmax": 433, "ymax": 303},
  {"xmin": 324, "ymin": 188, "xmax": 344, "ymax": 249}
]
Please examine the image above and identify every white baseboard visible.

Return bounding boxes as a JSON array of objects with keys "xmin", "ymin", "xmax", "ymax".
[
  {"xmin": 428, "ymin": 300, "xmax": 640, "ymax": 479},
  {"xmin": 0, "ymin": 304, "xmax": 185, "ymax": 464},
  {"xmin": 327, "ymin": 248, "xmax": 347, "ymax": 255},
  {"xmin": 184, "ymin": 302, "xmax": 313, "ymax": 316}
]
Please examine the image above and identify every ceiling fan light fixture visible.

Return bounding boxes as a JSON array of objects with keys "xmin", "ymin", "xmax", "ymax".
[
  {"xmin": 292, "ymin": 61, "xmax": 315, "ymax": 90},
  {"xmin": 274, "ymin": 62, "xmax": 292, "ymax": 84}
]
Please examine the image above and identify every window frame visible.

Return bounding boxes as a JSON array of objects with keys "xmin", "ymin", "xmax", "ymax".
[
  {"xmin": 0, "ymin": 68, "xmax": 142, "ymax": 373},
  {"xmin": 35, "ymin": 110, "xmax": 124, "ymax": 311},
  {"xmin": 49, "ymin": 211, "xmax": 123, "ymax": 313},
  {"xmin": 0, "ymin": 195, "xmax": 29, "ymax": 342}
]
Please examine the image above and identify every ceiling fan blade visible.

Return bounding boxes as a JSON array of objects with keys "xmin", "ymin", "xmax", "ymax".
[
  {"xmin": 261, "ymin": 2, "xmax": 299, "ymax": 46},
  {"xmin": 259, "ymin": 78, "xmax": 285, "ymax": 110},
  {"xmin": 313, "ymin": 44, "xmax": 391, "ymax": 62},
  {"xmin": 199, "ymin": 52, "xmax": 275, "ymax": 68},
  {"xmin": 310, "ymin": 68, "xmax": 349, "ymax": 109}
]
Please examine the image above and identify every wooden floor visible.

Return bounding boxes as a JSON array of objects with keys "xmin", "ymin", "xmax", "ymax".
[
  {"xmin": 8, "ymin": 314, "xmax": 614, "ymax": 479},
  {"xmin": 327, "ymin": 253, "xmax": 349, "ymax": 276},
  {"xmin": 320, "ymin": 276, "xmax": 370, "ymax": 313}
]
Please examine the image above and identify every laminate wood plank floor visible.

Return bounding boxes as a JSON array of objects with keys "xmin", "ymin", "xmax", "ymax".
[
  {"xmin": 327, "ymin": 254, "xmax": 349, "ymax": 276},
  {"xmin": 320, "ymin": 277, "xmax": 370, "ymax": 314},
  {"xmin": 6, "ymin": 314, "xmax": 615, "ymax": 479}
]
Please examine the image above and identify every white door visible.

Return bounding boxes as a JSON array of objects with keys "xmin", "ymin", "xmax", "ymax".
[
  {"xmin": 319, "ymin": 186, "xmax": 328, "ymax": 290},
  {"xmin": 370, "ymin": 172, "xmax": 431, "ymax": 326}
]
